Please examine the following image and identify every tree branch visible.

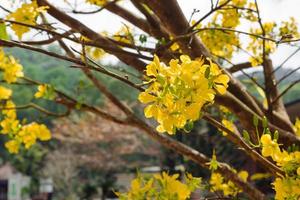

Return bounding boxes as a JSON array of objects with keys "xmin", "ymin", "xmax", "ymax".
[{"xmin": 37, "ymin": 0, "xmax": 147, "ymax": 72}]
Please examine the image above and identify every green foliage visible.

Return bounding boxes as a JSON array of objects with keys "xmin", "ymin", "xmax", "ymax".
[{"xmin": 4, "ymin": 46, "xmax": 138, "ymax": 124}]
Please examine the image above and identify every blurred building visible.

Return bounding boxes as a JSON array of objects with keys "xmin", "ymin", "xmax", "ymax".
[{"xmin": 0, "ymin": 163, "xmax": 30, "ymax": 200}]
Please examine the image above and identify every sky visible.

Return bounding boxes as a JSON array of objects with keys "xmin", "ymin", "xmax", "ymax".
[{"xmin": 1, "ymin": 0, "xmax": 300, "ymax": 69}]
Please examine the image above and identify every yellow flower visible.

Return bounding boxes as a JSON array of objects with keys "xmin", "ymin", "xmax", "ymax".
[
  {"xmin": 297, "ymin": 167, "xmax": 300, "ymax": 176},
  {"xmin": 36, "ymin": 124, "xmax": 51, "ymax": 141},
  {"xmin": 34, "ymin": 85, "xmax": 47, "ymax": 98},
  {"xmin": 238, "ymin": 170, "xmax": 248, "ymax": 182},
  {"xmin": 0, "ymin": 117, "xmax": 20, "ymax": 134},
  {"xmin": 155, "ymin": 172, "xmax": 191, "ymax": 200},
  {"xmin": 210, "ymin": 172, "xmax": 224, "ymax": 191},
  {"xmin": 2, "ymin": 56, "xmax": 24, "ymax": 83},
  {"xmin": 294, "ymin": 117, "xmax": 300, "ymax": 137},
  {"xmin": 220, "ymin": 105, "xmax": 230, "ymax": 113},
  {"xmin": 260, "ymin": 134, "xmax": 282, "ymax": 162},
  {"xmin": 18, "ymin": 122, "xmax": 51, "ymax": 148},
  {"xmin": 221, "ymin": 119, "xmax": 234, "ymax": 136},
  {"xmin": 210, "ymin": 170, "xmax": 247, "ymax": 197},
  {"xmin": 0, "ymin": 50, "xmax": 24, "ymax": 83},
  {"xmin": 0, "ymin": 86, "xmax": 12, "ymax": 100},
  {"xmin": 7, "ymin": 1, "xmax": 48, "ymax": 39},
  {"xmin": 138, "ymin": 92, "xmax": 157, "ymax": 104},
  {"xmin": 273, "ymin": 177, "xmax": 300, "ymax": 200},
  {"xmin": 1, "ymin": 100, "xmax": 17, "ymax": 119},
  {"xmin": 139, "ymin": 55, "xmax": 226, "ymax": 134},
  {"xmin": 5, "ymin": 140, "xmax": 20, "ymax": 154}
]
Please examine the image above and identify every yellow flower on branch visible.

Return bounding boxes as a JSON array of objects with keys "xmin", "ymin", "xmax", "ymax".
[
  {"xmin": 34, "ymin": 84, "xmax": 47, "ymax": 98},
  {"xmin": 18, "ymin": 122, "xmax": 52, "ymax": 149},
  {"xmin": 5, "ymin": 140, "xmax": 20, "ymax": 154},
  {"xmin": 293, "ymin": 118, "xmax": 300, "ymax": 137},
  {"xmin": 260, "ymin": 134, "xmax": 282, "ymax": 162},
  {"xmin": 0, "ymin": 48, "xmax": 24, "ymax": 83},
  {"xmin": 0, "ymin": 117, "xmax": 20, "ymax": 135},
  {"xmin": 221, "ymin": 119, "xmax": 234, "ymax": 136},
  {"xmin": 7, "ymin": 1, "xmax": 48, "ymax": 39},
  {"xmin": 138, "ymin": 55, "xmax": 229, "ymax": 134},
  {"xmin": 34, "ymin": 84, "xmax": 56, "ymax": 100},
  {"xmin": 0, "ymin": 86, "xmax": 12, "ymax": 100}
]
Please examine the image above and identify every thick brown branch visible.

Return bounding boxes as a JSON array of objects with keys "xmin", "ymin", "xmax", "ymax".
[
  {"xmin": 37, "ymin": 0, "xmax": 146, "ymax": 72},
  {"xmin": 263, "ymin": 59, "xmax": 294, "ymax": 132},
  {"xmin": 228, "ymin": 62, "xmax": 252, "ymax": 73}
]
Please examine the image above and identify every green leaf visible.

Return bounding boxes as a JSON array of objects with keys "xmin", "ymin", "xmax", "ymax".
[
  {"xmin": 139, "ymin": 34, "xmax": 147, "ymax": 43},
  {"xmin": 273, "ymin": 130, "xmax": 279, "ymax": 141},
  {"xmin": 204, "ymin": 67, "xmax": 210, "ymax": 79},
  {"xmin": 0, "ymin": 23, "xmax": 8, "ymax": 40},
  {"xmin": 253, "ymin": 115, "xmax": 259, "ymax": 127},
  {"xmin": 262, "ymin": 116, "xmax": 268, "ymax": 128},
  {"xmin": 183, "ymin": 121, "xmax": 194, "ymax": 133},
  {"xmin": 75, "ymin": 102, "xmax": 82, "ymax": 110},
  {"xmin": 43, "ymin": 85, "xmax": 56, "ymax": 100},
  {"xmin": 242, "ymin": 130, "xmax": 250, "ymax": 144}
]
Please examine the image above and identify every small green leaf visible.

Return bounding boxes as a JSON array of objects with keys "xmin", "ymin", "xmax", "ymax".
[
  {"xmin": 242, "ymin": 130, "xmax": 250, "ymax": 144},
  {"xmin": 204, "ymin": 67, "xmax": 210, "ymax": 79},
  {"xmin": 262, "ymin": 116, "xmax": 268, "ymax": 128},
  {"xmin": 253, "ymin": 115, "xmax": 259, "ymax": 127},
  {"xmin": 0, "ymin": 23, "xmax": 8, "ymax": 40},
  {"xmin": 183, "ymin": 121, "xmax": 194, "ymax": 133},
  {"xmin": 75, "ymin": 102, "xmax": 82, "ymax": 110},
  {"xmin": 273, "ymin": 130, "xmax": 279, "ymax": 141},
  {"xmin": 44, "ymin": 85, "xmax": 56, "ymax": 100},
  {"xmin": 265, "ymin": 128, "xmax": 271, "ymax": 135},
  {"xmin": 139, "ymin": 34, "xmax": 147, "ymax": 43}
]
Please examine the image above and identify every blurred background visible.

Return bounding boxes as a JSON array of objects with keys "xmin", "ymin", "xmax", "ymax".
[{"xmin": 0, "ymin": 0, "xmax": 300, "ymax": 200}]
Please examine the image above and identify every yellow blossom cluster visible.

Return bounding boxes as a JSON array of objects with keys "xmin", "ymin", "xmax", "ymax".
[
  {"xmin": 194, "ymin": 0, "xmax": 249, "ymax": 60},
  {"xmin": 0, "ymin": 49, "xmax": 51, "ymax": 154},
  {"xmin": 6, "ymin": 1, "xmax": 48, "ymax": 40},
  {"xmin": 217, "ymin": 0, "xmax": 247, "ymax": 28},
  {"xmin": 117, "ymin": 172, "xmax": 201, "ymax": 200},
  {"xmin": 34, "ymin": 84, "xmax": 56, "ymax": 100},
  {"xmin": 210, "ymin": 171, "xmax": 248, "ymax": 197},
  {"xmin": 0, "ymin": 49, "xmax": 24, "ymax": 83},
  {"xmin": 247, "ymin": 22, "xmax": 277, "ymax": 66},
  {"xmin": 244, "ymin": 2, "xmax": 258, "ymax": 22},
  {"xmin": 279, "ymin": 17, "xmax": 300, "ymax": 42},
  {"xmin": 0, "ymin": 97, "xmax": 52, "ymax": 154},
  {"xmin": 247, "ymin": 19, "xmax": 299, "ymax": 66},
  {"xmin": 208, "ymin": 150, "xmax": 248, "ymax": 197},
  {"xmin": 260, "ymin": 134, "xmax": 300, "ymax": 200},
  {"xmin": 138, "ymin": 55, "xmax": 229, "ymax": 134},
  {"xmin": 197, "ymin": 23, "xmax": 240, "ymax": 60}
]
